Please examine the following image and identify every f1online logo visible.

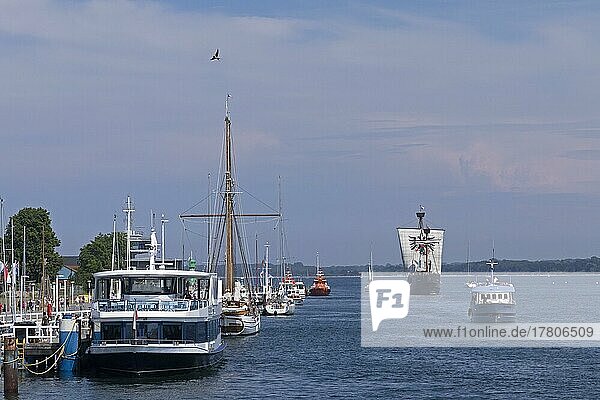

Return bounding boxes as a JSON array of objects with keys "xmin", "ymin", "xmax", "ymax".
[{"xmin": 369, "ymin": 280, "xmax": 410, "ymax": 331}]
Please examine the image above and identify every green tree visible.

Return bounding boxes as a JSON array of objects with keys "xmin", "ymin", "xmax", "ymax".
[
  {"xmin": 2, "ymin": 207, "xmax": 62, "ymax": 283},
  {"xmin": 76, "ymin": 232, "xmax": 127, "ymax": 286}
]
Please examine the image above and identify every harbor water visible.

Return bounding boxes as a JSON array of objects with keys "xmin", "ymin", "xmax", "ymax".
[{"xmin": 8, "ymin": 275, "xmax": 600, "ymax": 399}]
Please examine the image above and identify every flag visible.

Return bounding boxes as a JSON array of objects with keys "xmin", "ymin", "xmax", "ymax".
[
  {"xmin": 133, "ymin": 307, "xmax": 138, "ymax": 331},
  {"xmin": 0, "ymin": 262, "xmax": 5, "ymax": 281}
]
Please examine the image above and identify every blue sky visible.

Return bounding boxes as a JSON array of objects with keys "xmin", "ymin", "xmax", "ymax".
[{"xmin": 2, "ymin": 0, "xmax": 600, "ymax": 266}]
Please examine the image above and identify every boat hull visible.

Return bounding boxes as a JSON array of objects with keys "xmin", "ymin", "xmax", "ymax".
[
  {"xmin": 469, "ymin": 303, "xmax": 516, "ymax": 323},
  {"xmin": 308, "ymin": 288, "xmax": 330, "ymax": 296},
  {"xmin": 221, "ymin": 313, "xmax": 261, "ymax": 335},
  {"xmin": 263, "ymin": 301, "xmax": 295, "ymax": 316},
  {"xmin": 408, "ymin": 272, "xmax": 440, "ymax": 295},
  {"xmin": 82, "ymin": 342, "xmax": 225, "ymax": 375}
]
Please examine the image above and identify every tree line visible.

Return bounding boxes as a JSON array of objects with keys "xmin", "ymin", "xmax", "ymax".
[{"xmin": 1, "ymin": 207, "xmax": 125, "ymax": 289}]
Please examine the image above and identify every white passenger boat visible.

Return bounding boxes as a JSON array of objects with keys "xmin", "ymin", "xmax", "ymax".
[
  {"xmin": 83, "ymin": 199, "xmax": 225, "ymax": 374},
  {"xmin": 468, "ymin": 257, "xmax": 516, "ymax": 323}
]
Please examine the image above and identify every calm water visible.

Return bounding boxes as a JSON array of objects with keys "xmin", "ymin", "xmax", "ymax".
[{"xmin": 9, "ymin": 276, "xmax": 600, "ymax": 399}]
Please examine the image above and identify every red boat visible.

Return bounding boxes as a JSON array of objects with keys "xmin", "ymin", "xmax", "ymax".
[{"xmin": 308, "ymin": 253, "xmax": 331, "ymax": 296}]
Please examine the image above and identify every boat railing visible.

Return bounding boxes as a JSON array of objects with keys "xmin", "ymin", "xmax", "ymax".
[
  {"xmin": 92, "ymin": 338, "xmax": 206, "ymax": 346},
  {"xmin": 97, "ymin": 299, "xmax": 209, "ymax": 312}
]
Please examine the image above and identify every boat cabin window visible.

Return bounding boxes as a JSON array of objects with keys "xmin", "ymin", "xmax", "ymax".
[
  {"xmin": 163, "ymin": 323, "xmax": 182, "ymax": 341},
  {"xmin": 122, "ymin": 277, "xmax": 177, "ymax": 295},
  {"xmin": 138, "ymin": 322, "xmax": 159, "ymax": 340},
  {"xmin": 101, "ymin": 323, "xmax": 122, "ymax": 341},
  {"xmin": 182, "ymin": 277, "xmax": 210, "ymax": 300},
  {"xmin": 94, "ymin": 278, "xmax": 124, "ymax": 300},
  {"xmin": 99, "ymin": 321, "xmax": 219, "ymax": 343},
  {"xmin": 95, "ymin": 279, "xmax": 111, "ymax": 300}
]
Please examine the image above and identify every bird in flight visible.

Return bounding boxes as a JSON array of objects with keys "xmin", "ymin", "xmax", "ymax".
[{"xmin": 211, "ymin": 49, "xmax": 220, "ymax": 61}]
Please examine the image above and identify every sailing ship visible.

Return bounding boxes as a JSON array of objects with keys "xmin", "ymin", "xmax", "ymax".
[
  {"xmin": 180, "ymin": 95, "xmax": 278, "ymax": 336},
  {"xmin": 397, "ymin": 207, "xmax": 444, "ymax": 295},
  {"xmin": 83, "ymin": 197, "xmax": 225, "ymax": 374},
  {"xmin": 468, "ymin": 256, "xmax": 516, "ymax": 323},
  {"xmin": 308, "ymin": 252, "xmax": 331, "ymax": 296}
]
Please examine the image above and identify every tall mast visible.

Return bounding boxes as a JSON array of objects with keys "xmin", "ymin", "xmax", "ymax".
[
  {"xmin": 0, "ymin": 198, "xmax": 5, "ymax": 266},
  {"xmin": 1, "ymin": 198, "xmax": 5, "ymax": 312},
  {"xmin": 278, "ymin": 176, "xmax": 284, "ymax": 278},
  {"xmin": 416, "ymin": 207, "xmax": 430, "ymax": 272},
  {"xmin": 487, "ymin": 245, "xmax": 497, "ymax": 282},
  {"xmin": 161, "ymin": 214, "xmax": 168, "ymax": 266},
  {"xmin": 111, "ymin": 214, "xmax": 116, "ymax": 271},
  {"xmin": 41, "ymin": 227, "xmax": 45, "ymax": 316},
  {"xmin": 369, "ymin": 247, "xmax": 373, "ymax": 282},
  {"xmin": 22, "ymin": 224, "xmax": 26, "ymax": 276},
  {"xmin": 264, "ymin": 242, "xmax": 270, "ymax": 297},
  {"xmin": 10, "ymin": 218, "xmax": 14, "ymax": 316},
  {"xmin": 21, "ymin": 225, "xmax": 26, "ymax": 318},
  {"xmin": 123, "ymin": 196, "xmax": 134, "ymax": 270},
  {"xmin": 207, "ymin": 172, "xmax": 211, "ymax": 270},
  {"xmin": 316, "ymin": 252, "xmax": 320, "ymax": 274},
  {"xmin": 225, "ymin": 94, "xmax": 235, "ymax": 292}
]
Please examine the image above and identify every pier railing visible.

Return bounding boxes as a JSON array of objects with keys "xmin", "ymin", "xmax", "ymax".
[{"xmin": 0, "ymin": 309, "xmax": 91, "ymax": 325}]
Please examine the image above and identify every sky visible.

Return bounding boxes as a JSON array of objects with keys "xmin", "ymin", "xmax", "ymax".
[{"xmin": 2, "ymin": 0, "xmax": 600, "ymax": 266}]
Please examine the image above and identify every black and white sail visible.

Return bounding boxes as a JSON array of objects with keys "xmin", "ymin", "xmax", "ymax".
[{"xmin": 397, "ymin": 209, "xmax": 444, "ymax": 275}]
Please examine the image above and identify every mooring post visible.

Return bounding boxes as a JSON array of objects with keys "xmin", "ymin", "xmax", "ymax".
[
  {"xmin": 58, "ymin": 315, "xmax": 79, "ymax": 372},
  {"xmin": 3, "ymin": 336, "xmax": 18, "ymax": 395}
]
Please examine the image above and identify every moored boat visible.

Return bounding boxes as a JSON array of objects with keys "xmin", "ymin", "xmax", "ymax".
[{"xmin": 83, "ymin": 199, "xmax": 225, "ymax": 374}]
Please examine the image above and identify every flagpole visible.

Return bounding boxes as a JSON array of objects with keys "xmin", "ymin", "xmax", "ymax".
[
  {"xmin": 10, "ymin": 218, "xmax": 15, "ymax": 319},
  {"xmin": 1, "ymin": 198, "xmax": 5, "ymax": 316},
  {"xmin": 22, "ymin": 225, "xmax": 25, "ymax": 318}
]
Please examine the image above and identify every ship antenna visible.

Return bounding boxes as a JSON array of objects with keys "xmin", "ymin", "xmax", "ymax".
[
  {"xmin": 487, "ymin": 242, "xmax": 498, "ymax": 283},
  {"xmin": 225, "ymin": 93, "xmax": 231, "ymax": 119},
  {"xmin": 123, "ymin": 196, "xmax": 135, "ymax": 270},
  {"xmin": 161, "ymin": 214, "xmax": 169, "ymax": 267}
]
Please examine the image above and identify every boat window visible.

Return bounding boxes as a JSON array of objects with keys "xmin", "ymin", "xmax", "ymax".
[
  {"xmin": 122, "ymin": 278, "xmax": 177, "ymax": 295},
  {"xmin": 96, "ymin": 279, "xmax": 110, "ymax": 300},
  {"xmin": 110, "ymin": 279, "xmax": 121, "ymax": 299},
  {"xmin": 101, "ymin": 323, "xmax": 122, "ymax": 341},
  {"xmin": 492, "ymin": 294, "xmax": 496, "ymax": 300},
  {"xmin": 163, "ymin": 323, "xmax": 182, "ymax": 341},
  {"xmin": 197, "ymin": 278, "xmax": 209, "ymax": 300},
  {"xmin": 197, "ymin": 321, "xmax": 208, "ymax": 342},
  {"xmin": 207, "ymin": 319, "xmax": 219, "ymax": 341},
  {"xmin": 138, "ymin": 322, "xmax": 159, "ymax": 340},
  {"xmin": 123, "ymin": 323, "xmax": 134, "ymax": 339},
  {"xmin": 183, "ymin": 323, "xmax": 195, "ymax": 342}
]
